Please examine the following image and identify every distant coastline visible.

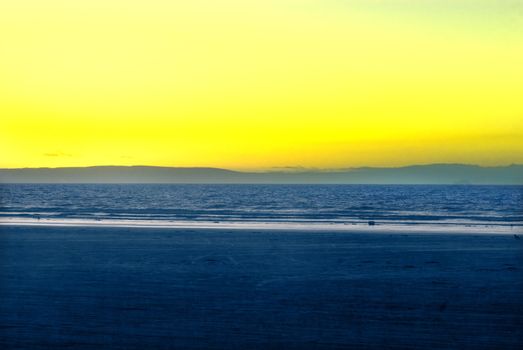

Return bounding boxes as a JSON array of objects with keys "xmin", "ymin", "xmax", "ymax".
[{"xmin": 1, "ymin": 164, "xmax": 522, "ymax": 184}]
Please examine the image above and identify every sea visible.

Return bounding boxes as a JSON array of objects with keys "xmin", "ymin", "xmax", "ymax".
[{"xmin": 0, "ymin": 184, "xmax": 522, "ymax": 231}]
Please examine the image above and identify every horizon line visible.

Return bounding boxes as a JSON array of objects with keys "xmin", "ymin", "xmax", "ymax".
[{"xmin": 2, "ymin": 163, "xmax": 522, "ymax": 172}]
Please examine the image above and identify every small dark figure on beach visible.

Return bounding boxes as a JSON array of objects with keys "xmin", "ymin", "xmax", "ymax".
[{"xmin": 368, "ymin": 220, "xmax": 375, "ymax": 226}]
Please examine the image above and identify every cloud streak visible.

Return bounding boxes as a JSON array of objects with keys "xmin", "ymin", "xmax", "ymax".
[{"xmin": 43, "ymin": 152, "xmax": 73, "ymax": 157}]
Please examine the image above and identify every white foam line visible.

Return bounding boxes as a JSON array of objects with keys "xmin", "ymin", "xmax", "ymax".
[{"xmin": 0, "ymin": 217, "xmax": 520, "ymax": 235}]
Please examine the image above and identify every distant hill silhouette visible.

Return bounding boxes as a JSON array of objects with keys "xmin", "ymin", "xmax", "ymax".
[{"xmin": 0, "ymin": 164, "xmax": 522, "ymax": 184}]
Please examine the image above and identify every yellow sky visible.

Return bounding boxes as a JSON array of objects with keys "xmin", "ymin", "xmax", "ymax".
[{"xmin": 1, "ymin": 0, "xmax": 522, "ymax": 170}]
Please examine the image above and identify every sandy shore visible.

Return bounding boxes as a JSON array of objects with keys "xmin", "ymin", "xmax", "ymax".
[{"xmin": 1, "ymin": 225, "xmax": 522, "ymax": 349}]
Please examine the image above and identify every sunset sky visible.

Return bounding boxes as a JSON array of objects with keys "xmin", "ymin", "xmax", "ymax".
[{"xmin": 1, "ymin": 0, "xmax": 522, "ymax": 170}]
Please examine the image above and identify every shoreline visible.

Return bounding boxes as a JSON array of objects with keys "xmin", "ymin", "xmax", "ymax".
[{"xmin": 1, "ymin": 217, "xmax": 521, "ymax": 235}]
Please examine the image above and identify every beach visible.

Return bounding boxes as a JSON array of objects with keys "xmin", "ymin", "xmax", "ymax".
[{"xmin": 1, "ymin": 224, "xmax": 522, "ymax": 349}]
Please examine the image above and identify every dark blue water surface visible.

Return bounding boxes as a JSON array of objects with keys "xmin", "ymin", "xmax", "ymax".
[{"xmin": 1, "ymin": 184, "xmax": 522, "ymax": 227}]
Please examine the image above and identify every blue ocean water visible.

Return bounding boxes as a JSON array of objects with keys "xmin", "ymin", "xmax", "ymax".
[{"xmin": 0, "ymin": 184, "xmax": 522, "ymax": 228}]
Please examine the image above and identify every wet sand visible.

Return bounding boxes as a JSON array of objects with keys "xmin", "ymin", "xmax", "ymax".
[{"xmin": 1, "ymin": 225, "xmax": 522, "ymax": 349}]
